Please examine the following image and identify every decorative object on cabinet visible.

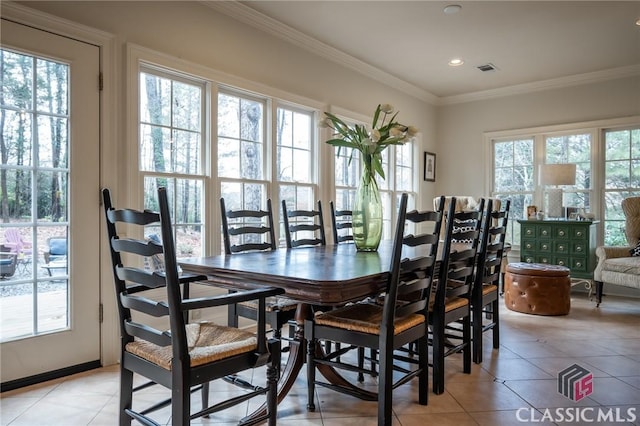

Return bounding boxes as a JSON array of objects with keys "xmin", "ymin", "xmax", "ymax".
[{"xmin": 539, "ymin": 164, "xmax": 576, "ymax": 218}]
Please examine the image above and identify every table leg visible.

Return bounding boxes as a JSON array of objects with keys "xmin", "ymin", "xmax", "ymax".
[
  {"xmin": 243, "ymin": 303, "xmax": 308, "ymax": 422},
  {"xmin": 244, "ymin": 302, "xmax": 376, "ymax": 422}
]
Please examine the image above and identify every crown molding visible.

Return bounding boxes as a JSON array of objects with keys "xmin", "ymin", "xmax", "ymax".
[
  {"xmin": 1, "ymin": 1, "xmax": 113, "ymax": 44},
  {"xmin": 200, "ymin": 0, "xmax": 439, "ymax": 104},
  {"xmin": 438, "ymin": 64, "xmax": 640, "ymax": 106}
]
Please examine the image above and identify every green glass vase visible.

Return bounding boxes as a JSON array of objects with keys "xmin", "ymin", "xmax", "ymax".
[{"xmin": 353, "ymin": 173, "xmax": 383, "ymax": 252}]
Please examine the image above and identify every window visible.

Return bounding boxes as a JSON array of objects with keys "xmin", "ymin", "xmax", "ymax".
[
  {"xmin": 277, "ymin": 105, "xmax": 317, "ymax": 241},
  {"xmin": 603, "ymin": 127, "xmax": 640, "ymax": 245},
  {"xmin": 218, "ymin": 90, "xmax": 268, "ymax": 211},
  {"xmin": 0, "ymin": 49, "xmax": 71, "ymax": 339},
  {"xmin": 139, "ymin": 67, "xmax": 205, "ymax": 257},
  {"xmin": 334, "ymin": 143, "xmax": 360, "ymax": 213},
  {"xmin": 492, "ymin": 138, "xmax": 534, "ymax": 245}
]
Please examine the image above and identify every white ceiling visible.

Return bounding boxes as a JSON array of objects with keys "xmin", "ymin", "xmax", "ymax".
[{"xmin": 206, "ymin": 1, "xmax": 640, "ymax": 104}]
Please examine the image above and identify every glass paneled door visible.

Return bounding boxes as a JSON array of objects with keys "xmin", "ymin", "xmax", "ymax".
[{"xmin": 0, "ymin": 20, "xmax": 100, "ymax": 384}]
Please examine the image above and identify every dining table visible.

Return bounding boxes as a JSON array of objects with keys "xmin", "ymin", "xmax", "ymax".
[
  {"xmin": 179, "ymin": 240, "xmax": 466, "ymax": 420},
  {"xmin": 180, "ymin": 241, "xmax": 398, "ymax": 420}
]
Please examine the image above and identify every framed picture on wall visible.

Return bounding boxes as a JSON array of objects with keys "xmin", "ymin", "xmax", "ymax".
[{"xmin": 424, "ymin": 152, "xmax": 436, "ymax": 182}]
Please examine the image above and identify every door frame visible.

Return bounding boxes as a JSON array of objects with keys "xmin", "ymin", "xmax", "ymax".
[{"xmin": 1, "ymin": 3, "xmax": 120, "ymax": 367}]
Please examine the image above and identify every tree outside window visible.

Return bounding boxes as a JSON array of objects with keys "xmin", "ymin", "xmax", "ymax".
[
  {"xmin": 603, "ymin": 128, "xmax": 640, "ymax": 245},
  {"xmin": 139, "ymin": 69, "xmax": 205, "ymax": 257}
]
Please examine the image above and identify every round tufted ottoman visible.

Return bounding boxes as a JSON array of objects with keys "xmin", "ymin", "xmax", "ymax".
[{"xmin": 504, "ymin": 263, "xmax": 571, "ymax": 315}]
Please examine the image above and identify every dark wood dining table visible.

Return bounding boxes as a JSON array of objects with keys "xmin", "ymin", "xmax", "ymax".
[
  {"xmin": 180, "ymin": 242, "xmax": 397, "ymax": 419},
  {"xmin": 180, "ymin": 240, "xmax": 465, "ymax": 420}
]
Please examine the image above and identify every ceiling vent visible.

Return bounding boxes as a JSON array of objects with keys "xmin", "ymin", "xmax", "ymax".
[{"xmin": 477, "ymin": 63, "xmax": 497, "ymax": 72}]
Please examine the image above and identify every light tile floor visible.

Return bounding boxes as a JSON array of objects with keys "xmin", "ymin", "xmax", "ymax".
[{"xmin": 2, "ymin": 293, "xmax": 639, "ymax": 425}]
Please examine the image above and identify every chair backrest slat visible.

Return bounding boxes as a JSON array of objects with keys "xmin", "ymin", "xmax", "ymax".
[{"xmin": 123, "ymin": 320, "xmax": 172, "ymax": 347}]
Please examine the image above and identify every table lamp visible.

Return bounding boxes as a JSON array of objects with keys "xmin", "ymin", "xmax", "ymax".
[{"xmin": 539, "ymin": 163, "xmax": 576, "ymax": 218}]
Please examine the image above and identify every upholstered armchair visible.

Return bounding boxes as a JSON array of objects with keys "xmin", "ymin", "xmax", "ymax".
[{"xmin": 594, "ymin": 196, "xmax": 640, "ymax": 306}]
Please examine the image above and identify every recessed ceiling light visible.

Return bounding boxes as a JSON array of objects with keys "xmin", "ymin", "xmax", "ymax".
[
  {"xmin": 636, "ymin": 18, "xmax": 640, "ymax": 26},
  {"xmin": 448, "ymin": 58, "xmax": 464, "ymax": 67},
  {"xmin": 443, "ymin": 4, "xmax": 462, "ymax": 15}
]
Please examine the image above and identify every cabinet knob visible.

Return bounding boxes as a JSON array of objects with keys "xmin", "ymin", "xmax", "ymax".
[
  {"xmin": 526, "ymin": 243, "xmax": 532, "ymax": 249},
  {"xmin": 542, "ymin": 230, "xmax": 548, "ymax": 236},
  {"xmin": 542, "ymin": 258, "xmax": 548, "ymax": 263},
  {"xmin": 558, "ymin": 260, "xmax": 565, "ymax": 266},
  {"xmin": 577, "ymin": 231, "xmax": 583, "ymax": 237},
  {"xmin": 558, "ymin": 245, "xmax": 565, "ymax": 251},
  {"xmin": 542, "ymin": 244, "xmax": 548, "ymax": 250},
  {"xmin": 577, "ymin": 246, "xmax": 583, "ymax": 252},
  {"xmin": 576, "ymin": 262, "xmax": 582, "ymax": 267},
  {"xmin": 526, "ymin": 229, "xmax": 532, "ymax": 235},
  {"xmin": 559, "ymin": 230, "xmax": 565, "ymax": 236}
]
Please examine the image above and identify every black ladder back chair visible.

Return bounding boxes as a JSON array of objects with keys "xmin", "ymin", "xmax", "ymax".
[
  {"xmin": 220, "ymin": 198, "xmax": 276, "ymax": 254},
  {"xmin": 472, "ymin": 198, "xmax": 510, "ymax": 364},
  {"xmin": 103, "ymin": 188, "xmax": 283, "ymax": 426},
  {"xmin": 430, "ymin": 196, "xmax": 484, "ymax": 395},
  {"xmin": 330, "ymin": 201, "xmax": 353, "ymax": 244},
  {"xmin": 220, "ymin": 197, "xmax": 297, "ymax": 342},
  {"xmin": 304, "ymin": 194, "xmax": 445, "ymax": 426},
  {"xmin": 282, "ymin": 200, "xmax": 326, "ymax": 248}
]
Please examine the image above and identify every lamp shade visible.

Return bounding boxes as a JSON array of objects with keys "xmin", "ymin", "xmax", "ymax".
[{"xmin": 539, "ymin": 164, "xmax": 576, "ymax": 186}]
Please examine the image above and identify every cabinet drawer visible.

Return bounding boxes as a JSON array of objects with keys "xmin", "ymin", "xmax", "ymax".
[
  {"xmin": 535, "ymin": 255, "xmax": 553, "ymax": 264},
  {"xmin": 570, "ymin": 241, "xmax": 587, "ymax": 255},
  {"xmin": 571, "ymin": 257, "xmax": 588, "ymax": 272},
  {"xmin": 521, "ymin": 239, "xmax": 536, "ymax": 251},
  {"xmin": 537, "ymin": 240, "xmax": 552, "ymax": 252},
  {"xmin": 553, "ymin": 241, "xmax": 570, "ymax": 254},
  {"xmin": 553, "ymin": 226, "xmax": 570, "ymax": 239},
  {"xmin": 571, "ymin": 227, "xmax": 589, "ymax": 240}
]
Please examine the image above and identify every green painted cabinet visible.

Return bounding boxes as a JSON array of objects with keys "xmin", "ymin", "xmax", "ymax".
[{"xmin": 517, "ymin": 219, "xmax": 598, "ymax": 280}]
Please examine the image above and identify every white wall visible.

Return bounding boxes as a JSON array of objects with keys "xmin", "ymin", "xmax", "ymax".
[{"xmin": 435, "ymin": 76, "xmax": 640, "ymax": 197}]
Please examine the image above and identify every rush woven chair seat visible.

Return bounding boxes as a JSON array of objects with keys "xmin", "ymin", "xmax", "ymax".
[
  {"xmin": 220, "ymin": 198, "xmax": 297, "ymax": 344},
  {"xmin": 304, "ymin": 193, "xmax": 444, "ymax": 426},
  {"xmin": 104, "ymin": 188, "xmax": 283, "ymax": 426}
]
